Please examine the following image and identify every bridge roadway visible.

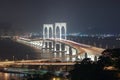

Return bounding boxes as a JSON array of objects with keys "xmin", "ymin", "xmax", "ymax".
[
  {"xmin": 0, "ymin": 38, "xmax": 104, "ymax": 67},
  {"xmin": 17, "ymin": 37, "xmax": 105, "ymax": 60},
  {"xmin": 48, "ymin": 38, "xmax": 105, "ymax": 58},
  {"xmin": 0, "ymin": 60, "xmax": 75, "ymax": 67}
]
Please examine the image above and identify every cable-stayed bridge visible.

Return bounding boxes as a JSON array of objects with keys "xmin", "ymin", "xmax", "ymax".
[
  {"xmin": 0, "ymin": 22, "xmax": 105, "ymax": 71},
  {"xmin": 17, "ymin": 22, "xmax": 104, "ymax": 62}
]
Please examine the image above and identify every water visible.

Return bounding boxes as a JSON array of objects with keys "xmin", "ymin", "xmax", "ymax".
[
  {"xmin": 0, "ymin": 38, "xmax": 42, "ymax": 79},
  {"xmin": 0, "ymin": 37, "xmax": 119, "ymax": 80},
  {"xmin": 0, "ymin": 38, "xmax": 41, "ymax": 61},
  {"xmin": 0, "ymin": 72, "xmax": 23, "ymax": 80},
  {"xmin": 0, "ymin": 72, "xmax": 68, "ymax": 80},
  {"xmin": 0, "ymin": 39, "xmax": 68, "ymax": 80},
  {"xmin": 1, "ymin": 37, "xmax": 118, "ymax": 61}
]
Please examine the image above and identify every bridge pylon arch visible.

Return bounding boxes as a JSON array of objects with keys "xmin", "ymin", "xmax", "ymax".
[
  {"xmin": 43, "ymin": 24, "xmax": 53, "ymax": 39},
  {"xmin": 42, "ymin": 23, "xmax": 67, "ymax": 61},
  {"xmin": 55, "ymin": 23, "xmax": 67, "ymax": 40}
]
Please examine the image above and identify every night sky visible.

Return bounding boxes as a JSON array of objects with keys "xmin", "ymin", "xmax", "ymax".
[{"xmin": 0, "ymin": 0, "xmax": 120, "ymax": 34}]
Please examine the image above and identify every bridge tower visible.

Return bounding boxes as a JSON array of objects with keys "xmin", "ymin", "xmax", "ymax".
[
  {"xmin": 54, "ymin": 23, "xmax": 67, "ymax": 59},
  {"xmin": 42, "ymin": 24, "xmax": 54, "ymax": 58},
  {"xmin": 42, "ymin": 22, "xmax": 69, "ymax": 61},
  {"xmin": 55, "ymin": 23, "xmax": 67, "ymax": 40},
  {"xmin": 43, "ymin": 22, "xmax": 67, "ymax": 40},
  {"xmin": 43, "ymin": 24, "xmax": 53, "ymax": 39}
]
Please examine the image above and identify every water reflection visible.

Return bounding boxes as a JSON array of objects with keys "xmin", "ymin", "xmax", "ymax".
[
  {"xmin": 52, "ymin": 77, "xmax": 61, "ymax": 80},
  {"xmin": 4, "ymin": 73, "xmax": 9, "ymax": 80},
  {"xmin": 0, "ymin": 72, "xmax": 69, "ymax": 80},
  {"xmin": 0, "ymin": 72, "xmax": 23, "ymax": 80},
  {"xmin": 52, "ymin": 77, "xmax": 69, "ymax": 80}
]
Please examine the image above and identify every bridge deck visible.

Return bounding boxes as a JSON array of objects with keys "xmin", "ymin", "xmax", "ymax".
[
  {"xmin": 15, "ymin": 62, "xmax": 75, "ymax": 66},
  {"xmin": 48, "ymin": 39, "xmax": 104, "ymax": 56}
]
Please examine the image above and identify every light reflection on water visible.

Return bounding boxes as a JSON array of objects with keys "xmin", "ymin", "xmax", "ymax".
[
  {"xmin": 0, "ymin": 72, "xmax": 69, "ymax": 80},
  {"xmin": 4, "ymin": 73, "xmax": 9, "ymax": 80},
  {"xmin": 0, "ymin": 72, "xmax": 23, "ymax": 80},
  {"xmin": 52, "ymin": 77, "xmax": 69, "ymax": 80},
  {"xmin": 52, "ymin": 77, "xmax": 61, "ymax": 80}
]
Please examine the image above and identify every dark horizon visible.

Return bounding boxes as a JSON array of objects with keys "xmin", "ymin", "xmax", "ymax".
[{"xmin": 0, "ymin": 0, "xmax": 120, "ymax": 34}]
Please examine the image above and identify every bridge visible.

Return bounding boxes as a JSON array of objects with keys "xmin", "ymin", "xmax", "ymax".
[
  {"xmin": 16, "ymin": 22, "xmax": 104, "ymax": 62},
  {"xmin": 0, "ymin": 22, "xmax": 105, "ymax": 72},
  {"xmin": 0, "ymin": 60, "xmax": 75, "ymax": 66},
  {"xmin": 0, "ymin": 60, "xmax": 75, "ymax": 74}
]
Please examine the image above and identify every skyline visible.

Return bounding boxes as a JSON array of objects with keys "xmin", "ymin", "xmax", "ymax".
[{"xmin": 0, "ymin": 0, "xmax": 120, "ymax": 34}]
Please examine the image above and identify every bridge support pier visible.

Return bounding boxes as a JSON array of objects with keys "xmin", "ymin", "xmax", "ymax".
[
  {"xmin": 71, "ymin": 48, "xmax": 77, "ymax": 61},
  {"xmin": 59, "ymin": 43, "xmax": 62, "ymax": 57},
  {"xmin": 65, "ymin": 45, "xmax": 70, "ymax": 61}
]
